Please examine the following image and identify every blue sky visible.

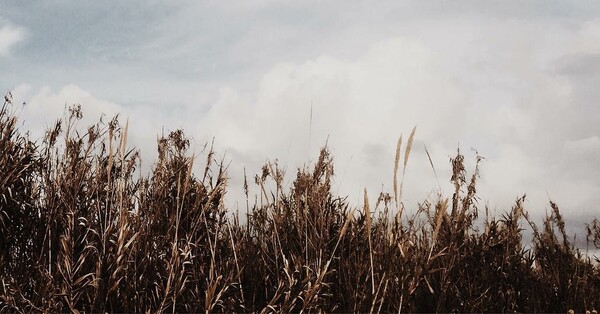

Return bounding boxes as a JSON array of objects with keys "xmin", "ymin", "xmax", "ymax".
[{"xmin": 2, "ymin": 1, "xmax": 600, "ymax": 231}]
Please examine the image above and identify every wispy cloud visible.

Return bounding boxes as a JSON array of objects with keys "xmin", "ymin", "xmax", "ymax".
[{"xmin": 0, "ymin": 22, "xmax": 25, "ymax": 57}]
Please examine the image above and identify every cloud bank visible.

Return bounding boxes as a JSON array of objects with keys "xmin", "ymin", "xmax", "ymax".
[{"xmin": 3, "ymin": 2, "xmax": 600, "ymax": 235}]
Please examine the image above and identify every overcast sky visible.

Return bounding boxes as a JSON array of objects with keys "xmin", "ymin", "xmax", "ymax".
[{"xmin": 2, "ymin": 1, "xmax": 600, "ymax": 231}]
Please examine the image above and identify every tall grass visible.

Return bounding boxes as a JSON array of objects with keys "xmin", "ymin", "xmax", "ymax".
[{"xmin": 1, "ymin": 94, "xmax": 600, "ymax": 312}]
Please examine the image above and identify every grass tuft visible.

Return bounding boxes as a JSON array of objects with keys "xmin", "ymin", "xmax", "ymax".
[{"xmin": 1, "ymin": 95, "xmax": 599, "ymax": 313}]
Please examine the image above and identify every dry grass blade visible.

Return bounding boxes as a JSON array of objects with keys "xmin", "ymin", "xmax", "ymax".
[
  {"xmin": 429, "ymin": 198, "xmax": 448, "ymax": 259},
  {"xmin": 120, "ymin": 118, "xmax": 129, "ymax": 156},
  {"xmin": 403, "ymin": 126, "xmax": 416, "ymax": 171},
  {"xmin": 397, "ymin": 126, "xmax": 416, "ymax": 221},
  {"xmin": 424, "ymin": 144, "xmax": 441, "ymax": 193},
  {"xmin": 364, "ymin": 188, "xmax": 375, "ymax": 295},
  {"xmin": 393, "ymin": 135, "xmax": 402, "ymax": 212}
]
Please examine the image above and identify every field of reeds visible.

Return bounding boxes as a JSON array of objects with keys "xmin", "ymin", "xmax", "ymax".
[{"xmin": 1, "ymin": 92, "xmax": 600, "ymax": 313}]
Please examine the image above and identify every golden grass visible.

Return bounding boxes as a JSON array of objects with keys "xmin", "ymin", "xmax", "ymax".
[
  {"xmin": 393, "ymin": 134, "xmax": 402, "ymax": 211},
  {"xmin": 1, "ymin": 96, "xmax": 600, "ymax": 313}
]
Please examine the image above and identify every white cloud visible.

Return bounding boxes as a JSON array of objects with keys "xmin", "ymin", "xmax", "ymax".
[
  {"xmin": 564, "ymin": 136, "xmax": 600, "ymax": 155},
  {"xmin": 12, "ymin": 84, "xmax": 123, "ymax": 141},
  {"xmin": 188, "ymin": 38, "xmax": 469, "ymax": 209},
  {"xmin": 5, "ymin": 3, "xmax": 600, "ymax": 229},
  {"xmin": 12, "ymin": 84, "xmax": 213, "ymax": 174},
  {"xmin": 0, "ymin": 23, "xmax": 25, "ymax": 57},
  {"xmin": 188, "ymin": 23, "xmax": 600, "ymax": 221}
]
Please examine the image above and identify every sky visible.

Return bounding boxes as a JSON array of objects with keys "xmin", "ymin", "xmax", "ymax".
[{"xmin": 1, "ymin": 1, "xmax": 600, "ymax": 237}]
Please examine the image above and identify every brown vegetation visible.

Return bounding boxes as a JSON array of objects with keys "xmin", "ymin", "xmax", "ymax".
[{"xmin": 1, "ymin": 94, "xmax": 600, "ymax": 313}]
